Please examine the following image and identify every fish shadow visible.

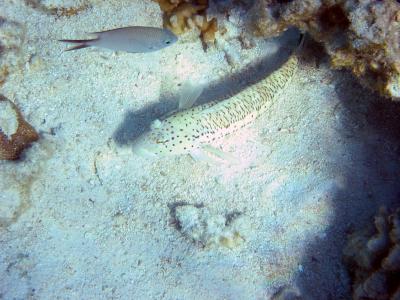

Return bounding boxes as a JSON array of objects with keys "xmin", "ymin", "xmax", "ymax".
[
  {"xmin": 112, "ymin": 99, "xmax": 176, "ymax": 146},
  {"xmin": 113, "ymin": 28, "xmax": 301, "ymax": 146}
]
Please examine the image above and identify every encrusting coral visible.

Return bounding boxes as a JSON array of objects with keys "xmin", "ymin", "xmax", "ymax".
[
  {"xmin": 172, "ymin": 204, "xmax": 249, "ymax": 249},
  {"xmin": 0, "ymin": 95, "xmax": 39, "ymax": 160},
  {"xmin": 343, "ymin": 206, "xmax": 400, "ymax": 300},
  {"xmin": 154, "ymin": 0, "xmax": 218, "ymax": 44},
  {"xmin": 249, "ymin": 0, "xmax": 400, "ymax": 99}
]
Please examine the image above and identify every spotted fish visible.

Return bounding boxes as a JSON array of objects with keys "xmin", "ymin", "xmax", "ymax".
[
  {"xmin": 132, "ymin": 54, "xmax": 299, "ymax": 161},
  {"xmin": 59, "ymin": 26, "xmax": 178, "ymax": 52}
]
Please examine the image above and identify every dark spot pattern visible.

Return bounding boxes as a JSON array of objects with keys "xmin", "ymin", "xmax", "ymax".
[{"xmin": 151, "ymin": 56, "xmax": 298, "ymax": 155}]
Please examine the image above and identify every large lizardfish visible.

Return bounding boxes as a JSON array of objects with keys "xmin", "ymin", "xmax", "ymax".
[{"xmin": 132, "ymin": 53, "xmax": 299, "ymax": 163}]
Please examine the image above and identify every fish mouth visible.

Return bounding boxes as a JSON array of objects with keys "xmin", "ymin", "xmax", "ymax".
[{"xmin": 132, "ymin": 137, "xmax": 160, "ymax": 158}]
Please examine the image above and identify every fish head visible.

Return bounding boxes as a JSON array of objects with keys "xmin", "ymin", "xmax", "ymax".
[
  {"xmin": 132, "ymin": 119, "xmax": 176, "ymax": 157},
  {"xmin": 150, "ymin": 29, "xmax": 178, "ymax": 51},
  {"xmin": 132, "ymin": 116, "xmax": 200, "ymax": 158},
  {"xmin": 131, "ymin": 133, "xmax": 159, "ymax": 158},
  {"xmin": 132, "ymin": 120, "xmax": 164, "ymax": 157},
  {"xmin": 163, "ymin": 29, "xmax": 178, "ymax": 44}
]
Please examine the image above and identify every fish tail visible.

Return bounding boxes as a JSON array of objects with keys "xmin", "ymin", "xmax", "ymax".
[
  {"xmin": 64, "ymin": 44, "xmax": 90, "ymax": 51},
  {"xmin": 296, "ymin": 33, "xmax": 306, "ymax": 52},
  {"xmin": 59, "ymin": 38, "xmax": 98, "ymax": 51}
]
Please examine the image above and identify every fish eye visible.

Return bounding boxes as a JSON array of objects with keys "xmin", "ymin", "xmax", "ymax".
[{"xmin": 165, "ymin": 40, "xmax": 171, "ymax": 44}]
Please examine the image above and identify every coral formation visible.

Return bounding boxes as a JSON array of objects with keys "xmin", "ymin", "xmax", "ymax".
[
  {"xmin": 0, "ymin": 95, "xmax": 39, "ymax": 160},
  {"xmin": 343, "ymin": 207, "xmax": 400, "ymax": 300},
  {"xmin": 154, "ymin": 0, "xmax": 218, "ymax": 44},
  {"xmin": 25, "ymin": 0, "xmax": 91, "ymax": 17},
  {"xmin": 51, "ymin": 4, "xmax": 90, "ymax": 17},
  {"xmin": 172, "ymin": 204, "xmax": 249, "ymax": 248},
  {"xmin": 249, "ymin": 0, "xmax": 400, "ymax": 99},
  {"xmin": 0, "ymin": 66, "xmax": 10, "ymax": 87}
]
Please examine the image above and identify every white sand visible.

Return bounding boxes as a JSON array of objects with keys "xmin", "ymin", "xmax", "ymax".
[{"xmin": 1, "ymin": 0, "xmax": 400, "ymax": 299}]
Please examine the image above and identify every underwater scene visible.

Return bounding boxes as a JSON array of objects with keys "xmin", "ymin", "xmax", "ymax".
[{"xmin": 1, "ymin": 0, "xmax": 400, "ymax": 299}]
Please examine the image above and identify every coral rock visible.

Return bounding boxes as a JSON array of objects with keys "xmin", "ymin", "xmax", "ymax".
[
  {"xmin": 154, "ymin": 0, "xmax": 218, "ymax": 44},
  {"xmin": 249, "ymin": 0, "xmax": 400, "ymax": 99},
  {"xmin": 344, "ymin": 207, "xmax": 400, "ymax": 300},
  {"xmin": 0, "ymin": 95, "xmax": 39, "ymax": 160},
  {"xmin": 173, "ymin": 204, "xmax": 249, "ymax": 248},
  {"xmin": 353, "ymin": 271, "xmax": 389, "ymax": 300},
  {"xmin": 25, "ymin": 0, "xmax": 91, "ymax": 17}
]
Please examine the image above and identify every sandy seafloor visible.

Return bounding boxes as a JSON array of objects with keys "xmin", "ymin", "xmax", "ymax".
[{"xmin": 1, "ymin": 0, "xmax": 400, "ymax": 299}]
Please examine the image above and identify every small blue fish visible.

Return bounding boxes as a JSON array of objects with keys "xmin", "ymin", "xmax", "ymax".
[{"xmin": 59, "ymin": 26, "xmax": 178, "ymax": 52}]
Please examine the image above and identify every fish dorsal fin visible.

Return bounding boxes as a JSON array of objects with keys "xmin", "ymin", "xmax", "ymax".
[
  {"xmin": 150, "ymin": 119, "xmax": 162, "ymax": 129},
  {"xmin": 178, "ymin": 80, "xmax": 204, "ymax": 110}
]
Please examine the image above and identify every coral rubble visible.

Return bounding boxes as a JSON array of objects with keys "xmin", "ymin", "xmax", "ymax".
[
  {"xmin": 172, "ymin": 204, "xmax": 249, "ymax": 248},
  {"xmin": 25, "ymin": 0, "xmax": 91, "ymax": 17},
  {"xmin": 249, "ymin": 0, "xmax": 400, "ymax": 99},
  {"xmin": 0, "ymin": 95, "xmax": 39, "ymax": 160},
  {"xmin": 0, "ymin": 17, "xmax": 25, "ymax": 88},
  {"xmin": 343, "ymin": 207, "xmax": 400, "ymax": 300},
  {"xmin": 154, "ymin": 0, "xmax": 218, "ymax": 44}
]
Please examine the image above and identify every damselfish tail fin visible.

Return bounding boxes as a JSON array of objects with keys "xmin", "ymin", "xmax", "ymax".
[
  {"xmin": 64, "ymin": 44, "xmax": 90, "ymax": 51},
  {"xmin": 295, "ymin": 33, "xmax": 305, "ymax": 54},
  {"xmin": 59, "ymin": 38, "xmax": 98, "ymax": 51}
]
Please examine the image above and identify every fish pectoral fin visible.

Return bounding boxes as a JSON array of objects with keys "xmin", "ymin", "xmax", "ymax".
[
  {"xmin": 150, "ymin": 119, "xmax": 162, "ymax": 130},
  {"xmin": 178, "ymin": 80, "xmax": 204, "ymax": 110},
  {"xmin": 189, "ymin": 148, "xmax": 217, "ymax": 165},
  {"xmin": 189, "ymin": 146, "xmax": 240, "ymax": 165},
  {"xmin": 200, "ymin": 145, "xmax": 240, "ymax": 165}
]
